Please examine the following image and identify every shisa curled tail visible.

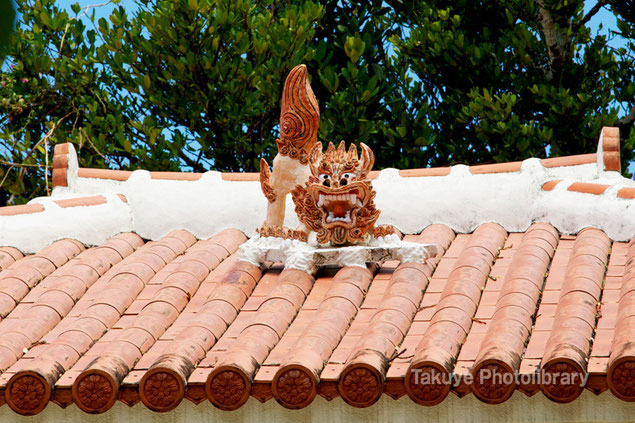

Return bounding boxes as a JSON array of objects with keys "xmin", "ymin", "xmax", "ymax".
[{"xmin": 260, "ymin": 64, "xmax": 320, "ymax": 227}]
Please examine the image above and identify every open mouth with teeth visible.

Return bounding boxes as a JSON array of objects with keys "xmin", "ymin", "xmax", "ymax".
[{"xmin": 309, "ymin": 184, "xmax": 369, "ymax": 228}]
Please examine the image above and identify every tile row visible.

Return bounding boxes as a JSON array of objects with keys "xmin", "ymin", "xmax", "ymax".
[{"xmin": 0, "ymin": 224, "xmax": 633, "ymax": 414}]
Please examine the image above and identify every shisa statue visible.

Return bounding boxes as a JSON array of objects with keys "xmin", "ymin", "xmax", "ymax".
[
  {"xmin": 259, "ymin": 64, "xmax": 396, "ymax": 246},
  {"xmin": 240, "ymin": 64, "xmax": 434, "ymax": 270}
]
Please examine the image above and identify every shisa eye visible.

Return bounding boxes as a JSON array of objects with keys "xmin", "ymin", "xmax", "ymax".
[
  {"xmin": 340, "ymin": 173, "xmax": 352, "ymax": 186},
  {"xmin": 319, "ymin": 174, "xmax": 330, "ymax": 187}
]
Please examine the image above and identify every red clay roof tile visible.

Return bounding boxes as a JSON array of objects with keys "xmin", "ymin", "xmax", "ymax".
[
  {"xmin": 539, "ymin": 228, "xmax": 610, "ymax": 403},
  {"xmin": 0, "ymin": 248, "xmax": 23, "ymax": 270},
  {"xmin": 271, "ymin": 265, "xmax": 376, "ymax": 409},
  {"xmin": 567, "ymin": 182, "xmax": 611, "ymax": 195},
  {"xmin": 52, "ymin": 144, "xmax": 70, "ymax": 188},
  {"xmin": 2, "ymin": 232, "xmax": 165, "ymax": 415},
  {"xmin": 607, "ymin": 237, "xmax": 635, "ymax": 401},
  {"xmin": 0, "ymin": 221, "xmax": 634, "ymax": 414},
  {"xmin": 139, "ymin": 258, "xmax": 259, "ymax": 411},
  {"xmin": 0, "ymin": 239, "xmax": 85, "ymax": 321},
  {"xmin": 542, "ymin": 180, "xmax": 562, "ymax": 191},
  {"xmin": 149, "ymin": 172, "xmax": 202, "ymax": 181},
  {"xmin": 67, "ymin": 230, "xmax": 240, "ymax": 414},
  {"xmin": 541, "ymin": 153, "xmax": 596, "ymax": 168},
  {"xmin": 54, "ymin": 196, "xmax": 108, "ymax": 208},
  {"xmin": 0, "ymin": 204, "xmax": 45, "ymax": 216},
  {"xmin": 405, "ymin": 223, "xmax": 507, "ymax": 406},
  {"xmin": 617, "ymin": 187, "xmax": 635, "ymax": 199},
  {"xmin": 398, "ymin": 168, "xmax": 451, "ymax": 177},
  {"xmin": 469, "ymin": 161, "xmax": 523, "ymax": 174},
  {"xmin": 76, "ymin": 168, "xmax": 132, "ymax": 181},
  {"xmin": 470, "ymin": 223, "xmax": 559, "ymax": 404},
  {"xmin": 338, "ymin": 225, "xmax": 455, "ymax": 407},
  {"xmin": 206, "ymin": 268, "xmax": 315, "ymax": 410},
  {"xmin": 601, "ymin": 127, "xmax": 621, "ymax": 172}
]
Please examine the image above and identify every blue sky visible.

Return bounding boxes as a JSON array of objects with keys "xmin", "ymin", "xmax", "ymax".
[{"xmin": 36, "ymin": 2, "xmax": 635, "ymax": 174}]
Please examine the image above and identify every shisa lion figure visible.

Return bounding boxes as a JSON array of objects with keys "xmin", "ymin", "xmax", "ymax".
[{"xmin": 259, "ymin": 64, "xmax": 395, "ymax": 245}]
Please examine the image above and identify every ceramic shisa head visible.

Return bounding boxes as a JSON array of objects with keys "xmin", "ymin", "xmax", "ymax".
[{"xmin": 291, "ymin": 141, "xmax": 380, "ymax": 245}]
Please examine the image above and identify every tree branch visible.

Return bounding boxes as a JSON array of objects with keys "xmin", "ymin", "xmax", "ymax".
[
  {"xmin": 71, "ymin": 0, "xmax": 113, "ymax": 21},
  {"xmin": 618, "ymin": 103, "xmax": 635, "ymax": 128},
  {"xmin": 577, "ymin": 0, "xmax": 609, "ymax": 30},
  {"xmin": 0, "ymin": 111, "xmax": 72, "ymax": 195},
  {"xmin": 0, "ymin": 161, "xmax": 50, "ymax": 168},
  {"xmin": 178, "ymin": 150, "xmax": 206, "ymax": 172},
  {"xmin": 536, "ymin": 0, "xmax": 571, "ymax": 82}
]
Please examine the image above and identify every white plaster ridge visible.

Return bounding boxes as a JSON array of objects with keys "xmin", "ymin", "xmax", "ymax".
[
  {"xmin": 0, "ymin": 193, "xmax": 133, "ymax": 253},
  {"xmin": 2, "ymin": 142, "xmax": 635, "ymax": 253},
  {"xmin": 237, "ymin": 235, "xmax": 437, "ymax": 274},
  {"xmin": 57, "ymin": 156, "xmax": 635, "ymax": 243}
]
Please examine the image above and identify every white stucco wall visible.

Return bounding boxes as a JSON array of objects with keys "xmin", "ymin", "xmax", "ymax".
[{"xmin": 0, "ymin": 390, "xmax": 632, "ymax": 423}]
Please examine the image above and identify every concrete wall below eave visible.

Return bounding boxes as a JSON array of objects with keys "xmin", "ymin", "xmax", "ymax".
[{"xmin": 0, "ymin": 391, "xmax": 632, "ymax": 423}]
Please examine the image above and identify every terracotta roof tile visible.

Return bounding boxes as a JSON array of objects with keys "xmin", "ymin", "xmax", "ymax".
[
  {"xmin": 149, "ymin": 172, "xmax": 202, "ymax": 181},
  {"xmin": 138, "ymin": 258, "xmax": 259, "ymax": 411},
  {"xmin": 338, "ymin": 225, "xmax": 455, "ymax": 407},
  {"xmin": 567, "ymin": 182, "xmax": 611, "ymax": 195},
  {"xmin": 539, "ymin": 228, "xmax": 610, "ymax": 403},
  {"xmin": 470, "ymin": 223, "xmax": 559, "ymax": 403},
  {"xmin": 76, "ymin": 168, "xmax": 132, "ymax": 181},
  {"xmin": 52, "ymin": 143, "xmax": 70, "ymax": 188},
  {"xmin": 0, "ymin": 239, "xmax": 86, "ymax": 320},
  {"xmin": 589, "ymin": 242, "xmax": 623, "ymax": 397},
  {"xmin": 263, "ymin": 154, "xmax": 607, "ymax": 184},
  {"xmin": 607, "ymin": 237, "xmax": 635, "ymax": 401},
  {"xmin": 54, "ymin": 196, "xmax": 108, "ymax": 208},
  {"xmin": 65, "ymin": 229, "xmax": 241, "ymax": 414},
  {"xmin": 600, "ymin": 126, "xmax": 621, "ymax": 172},
  {"xmin": 0, "ymin": 248, "xmax": 24, "ymax": 270},
  {"xmin": 205, "ymin": 268, "xmax": 315, "ymax": 410},
  {"xmin": 469, "ymin": 161, "xmax": 523, "ymax": 174},
  {"xmin": 0, "ymin": 222, "xmax": 634, "ymax": 413},
  {"xmin": 404, "ymin": 223, "xmax": 507, "ymax": 405},
  {"xmin": 617, "ymin": 187, "xmax": 635, "ymax": 199},
  {"xmin": 270, "ymin": 265, "xmax": 376, "ymax": 408},
  {"xmin": 540, "ymin": 153, "xmax": 596, "ymax": 168},
  {"xmin": 542, "ymin": 180, "xmax": 562, "ymax": 191},
  {"xmin": 398, "ymin": 168, "xmax": 451, "ymax": 177},
  {"xmin": 0, "ymin": 232, "xmax": 164, "ymax": 414},
  {"xmin": 0, "ymin": 203, "xmax": 45, "ymax": 216}
]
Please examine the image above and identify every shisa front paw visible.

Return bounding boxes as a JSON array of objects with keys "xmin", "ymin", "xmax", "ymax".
[{"xmin": 258, "ymin": 224, "xmax": 308, "ymax": 242}]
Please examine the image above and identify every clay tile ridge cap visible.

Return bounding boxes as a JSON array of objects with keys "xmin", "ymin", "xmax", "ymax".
[
  {"xmin": 0, "ymin": 203, "xmax": 45, "ymax": 217},
  {"xmin": 59, "ymin": 143, "xmax": 604, "ymax": 185},
  {"xmin": 52, "ymin": 127, "xmax": 618, "ymax": 185},
  {"xmin": 597, "ymin": 126, "xmax": 621, "ymax": 173},
  {"xmin": 0, "ymin": 194, "xmax": 128, "ymax": 217},
  {"xmin": 52, "ymin": 143, "xmax": 78, "ymax": 188}
]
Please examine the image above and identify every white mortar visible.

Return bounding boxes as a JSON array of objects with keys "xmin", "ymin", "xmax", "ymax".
[
  {"xmin": 237, "ymin": 235, "xmax": 436, "ymax": 273},
  {"xmin": 0, "ymin": 193, "xmax": 132, "ymax": 253},
  {"xmin": 2, "ymin": 145, "xmax": 635, "ymax": 253}
]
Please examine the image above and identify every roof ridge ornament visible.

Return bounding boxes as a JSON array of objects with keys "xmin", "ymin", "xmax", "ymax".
[
  {"xmin": 249, "ymin": 64, "xmax": 435, "ymax": 270},
  {"xmin": 258, "ymin": 64, "xmax": 392, "ymax": 246}
]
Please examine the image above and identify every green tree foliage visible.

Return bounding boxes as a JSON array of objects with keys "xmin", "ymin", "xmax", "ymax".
[
  {"xmin": 0, "ymin": 0, "xmax": 16, "ymax": 63},
  {"xmin": 391, "ymin": 0, "xmax": 635, "ymax": 167},
  {"xmin": 1, "ymin": 0, "xmax": 634, "ymax": 205}
]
